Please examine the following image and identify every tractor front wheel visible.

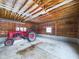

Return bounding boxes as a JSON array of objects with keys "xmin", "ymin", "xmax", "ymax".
[{"xmin": 4, "ymin": 39, "xmax": 14, "ymax": 46}]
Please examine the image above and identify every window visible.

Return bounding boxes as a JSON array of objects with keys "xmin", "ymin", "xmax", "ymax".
[
  {"xmin": 16, "ymin": 27, "xmax": 27, "ymax": 31},
  {"xmin": 46, "ymin": 27, "xmax": 52, "ymax": 33},
  {"xmin": 16, "ymin": 27, "xmax": 20, "ymax": 31},
  {"xmin": 20, "ymin": 27, "xmax": 24, "ymax": 31},
  {"xmin": 24, "ymin": 27, "xmax": 27, "ymax": 31}
]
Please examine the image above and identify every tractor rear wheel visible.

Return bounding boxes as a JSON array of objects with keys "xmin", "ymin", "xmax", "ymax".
[
  {"xmin": 28, "ymin": 32, "xmax": 36, "ymax": 42},
  {"xmin": 4, "ymin": 39, "xmax": 14, "ymax": 46}
]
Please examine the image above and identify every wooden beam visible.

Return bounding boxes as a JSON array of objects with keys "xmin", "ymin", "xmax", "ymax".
[
  {"xmin": 23, "ymin": 3, "xmax": 35, "ymax": 14},
  {"xmin": 11, "ymin": 0, "xmax": 18, "ymax": 10},
  {"xmin": 30, "ymin": 1, "xmax": 79, "ymax": 23},
  {"xmin": 28, "ymin": 1, "xmax": 49, "ymax": 14},
  {"xmin": 18, "ymin": 0, "xmax": 28, "ymax": 12}
]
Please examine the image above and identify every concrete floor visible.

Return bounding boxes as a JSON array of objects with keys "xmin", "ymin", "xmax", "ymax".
[{"xmin": 0, "ymin": 36, "xmax": 79, "ymax": 59}]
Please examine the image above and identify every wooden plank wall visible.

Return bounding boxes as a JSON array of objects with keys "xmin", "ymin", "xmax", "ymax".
[
  {"xmin": 0, "ymin": 22, "xmax": 33, "ymax": 37},
  {"xmin": 78, "ymin": 21, "xmax": 79, "ymax": 38},
  {"xmin": 36, "ymin": 17, "xmax": 78, "ymax": 38},
  {"xmin": 35, "ymin": 1, "xmax": 79, "ymax": 38},
  {"xmin": 55, "ymin": 17, "xmax": 78, "ymax": 38}
]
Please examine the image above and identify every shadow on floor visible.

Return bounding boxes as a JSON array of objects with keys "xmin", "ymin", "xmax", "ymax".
[{"xmin": 68, "ymin": 43, "xmax": 79, "ymax": 55}]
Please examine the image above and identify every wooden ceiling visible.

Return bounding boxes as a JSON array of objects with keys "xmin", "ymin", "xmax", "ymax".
[
  {"xmin": 31, "ymin": 0, "xmax": 79, "ymax": 23},
  {"xmin": 0, "ymin": 0, "xmax": 77, "ymax": 23},
  {"xmin": 0, "ymin": 8, "xmax": 25, "ymax": 22}
]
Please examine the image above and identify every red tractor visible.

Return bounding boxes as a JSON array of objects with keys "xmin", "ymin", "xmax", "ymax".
[{"xmin": 4, "ymin": 28, "xmax": 36, "ymax": 46}]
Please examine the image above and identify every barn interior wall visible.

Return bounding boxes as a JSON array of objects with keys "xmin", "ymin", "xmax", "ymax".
[
  {"xmin": 0, "ymin": 21, "xmax": 33, "ymax": 37},
  {"xmin": 35, "ymin": 2, "xmax": 79, "ymax": 38},
  {"xmin": 78, "ymin": 21, "xmax": 79, "ymax": 38},
  {"xmin": 35, "ymin": 17, "xmax": 78, "ymax": 38}
]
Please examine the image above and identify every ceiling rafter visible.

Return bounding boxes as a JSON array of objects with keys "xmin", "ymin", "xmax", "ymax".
[
  {"xmin": 24, "ymin": 0, "xmax": 64, "ymax": 21},
  {"xmin": 11, "ymin": 0, "xmax": 18, "ymax": 10},
  {"xmin": 18, "ymin": 0, "xmax": 34, "ymax": 15},
  {"xmin": 21, "ymin": 0, "xmax": 39, "ymax": 15},
  {"xmin": 21, "ymin": 3, "xmax": 35, "ymax": 15},
  {"xmin": 0, "ymin": 8, "xmax": 25, "ymax": 22},
  {"xmin": 17, "ymin": 0, "xmax": 28, "ymax": 12},
  {"xmin": 25, "ymin": 0, "xmax": 73, "ymax": 21},
  {"xmin": 30, "ymin": 1, "xmax": 79, "ymax": 23},
  {"xmin": 19, "ymin": 0, "xmax": 39, "ymax": 20},
  {"xmin": 0, "ymin": 0, "xmax": 75, "ymax": 23},
  {"xmin": 28, "ymin": 1, "xmax": 49, "ymax": 14},
  {"xmin": 23, "ymin": 1, "xmax": 50, "ymax": 21}
]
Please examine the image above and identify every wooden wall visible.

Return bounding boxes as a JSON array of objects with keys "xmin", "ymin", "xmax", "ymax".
[
  {"xmin": 78, "ymin": 21, "xmax": 79, "ymax": 38},
  {"xmin": 0, "ymin": 22, "xmax": 33, "ymax": 37},
  {"xmin": 35, "ymin": 1, "xmax": 79, "ymax": 38},
  {"xmin": 36, "ymin": 17, "xmax": 78, "ymax": 38}
]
